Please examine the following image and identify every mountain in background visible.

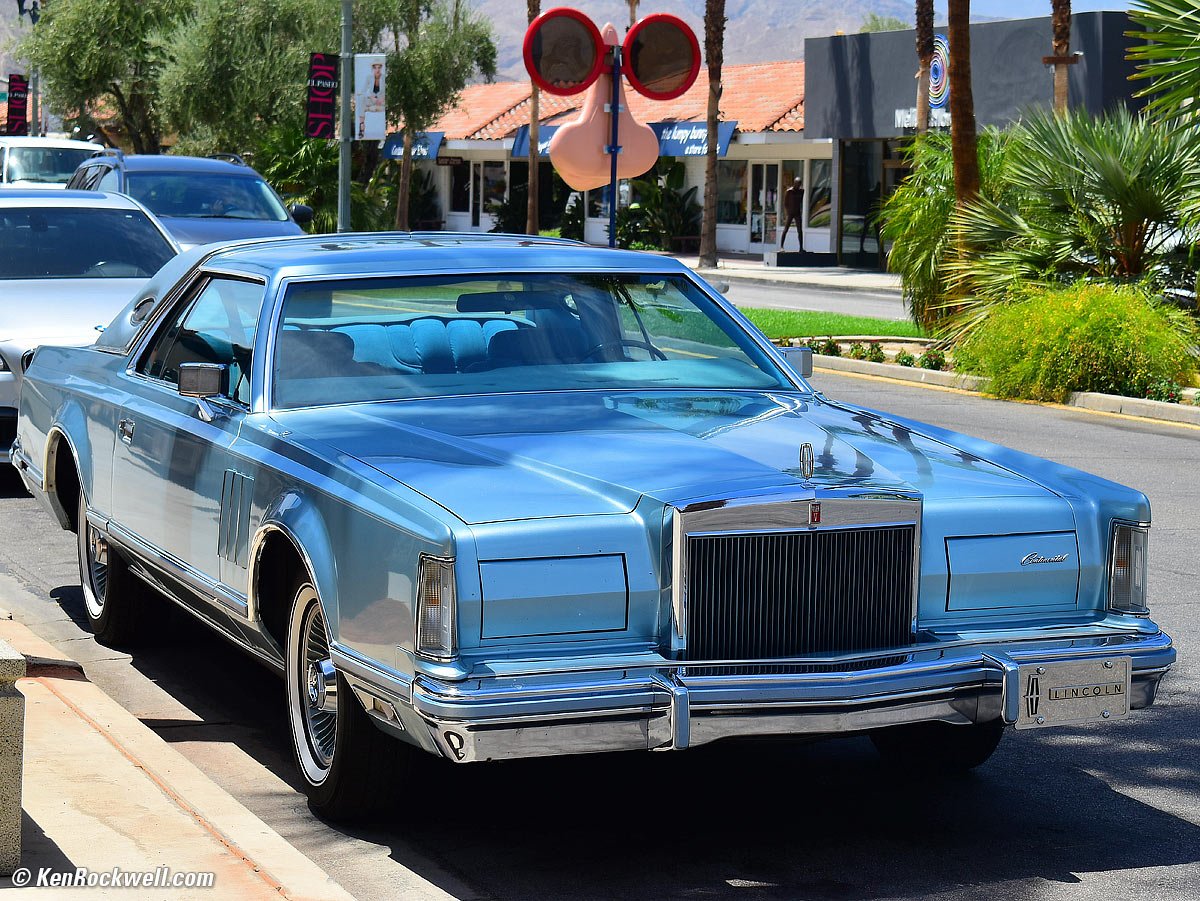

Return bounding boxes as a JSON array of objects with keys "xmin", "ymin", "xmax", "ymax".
[{"xmin": 2, "ymin": 1, "xmax": 1125, "ymax": 122}]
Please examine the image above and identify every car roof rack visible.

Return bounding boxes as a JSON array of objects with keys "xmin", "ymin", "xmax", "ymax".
[
  {"xmin": 88, "ymin": 147, "xmax": 124, "ymax": 160},
  {"xmin": 208, "ymin": 152, "xmax": 247, "ymax": 166}
]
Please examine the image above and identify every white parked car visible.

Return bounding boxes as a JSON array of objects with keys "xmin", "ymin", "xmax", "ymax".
[
  {"xmin": 0, "ymin": 137, "xmax": 103, "ymax": 189},
  {"xmin": 0, "ymin": 189, "xmax": 178, "ymax": 463}
]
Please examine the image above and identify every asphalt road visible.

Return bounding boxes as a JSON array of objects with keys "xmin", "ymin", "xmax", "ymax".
[
  {"xmin": 0, "ymin": 370, "xmax": 1196, "ymax": 901},
  {"xmin": 722, "ymin": 280, "xmax": 908, "ymax": 319}
]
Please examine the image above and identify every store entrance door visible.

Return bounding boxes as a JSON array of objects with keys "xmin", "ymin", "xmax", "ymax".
[{"xmin": 748, "ymin": 162, "xmax": 779, "ymax": 253}]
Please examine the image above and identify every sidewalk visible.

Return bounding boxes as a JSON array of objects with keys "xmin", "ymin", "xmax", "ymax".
[
  {"xmin": 0, "ymin": 612, "xmax": 355, "ymax": 900},
  {"xmin": 666, "ymin": 251, "xmax": 903, "ymax": 295}
]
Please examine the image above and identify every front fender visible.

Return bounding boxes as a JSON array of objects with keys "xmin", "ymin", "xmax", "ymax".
[{"xmin": 250, "ymin": 489, "xmax": 340, "ymax": 632}]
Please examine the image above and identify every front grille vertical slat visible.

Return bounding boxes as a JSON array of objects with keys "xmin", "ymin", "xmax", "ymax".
[{"xmin": 684, "ymin": 525, "xmax": 916, "ymax": 664}]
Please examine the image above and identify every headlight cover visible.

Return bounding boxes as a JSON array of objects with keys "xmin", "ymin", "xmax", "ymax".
[
  {"xmin": 416, "ymin": 555, "xmax": 457, "ymax": 659},
  {"xmin": 1109, "ymin": 521, "xmax": 1149, "ymax": 615}
]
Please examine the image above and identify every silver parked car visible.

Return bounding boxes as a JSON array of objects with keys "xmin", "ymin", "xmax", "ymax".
[{"xmin": 0, "ymin": 189, "xmax": 178, "ymax": 462}]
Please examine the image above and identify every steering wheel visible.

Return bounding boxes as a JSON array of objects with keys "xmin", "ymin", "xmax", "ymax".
[{"xmin": 581, "ymin": 339, "xmax": 668, "ymax": 362}]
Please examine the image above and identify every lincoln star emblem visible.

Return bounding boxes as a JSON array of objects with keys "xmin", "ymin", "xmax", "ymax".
[
  {"xmin": 1025, "ymin": 674, "xmax": 1041, "ymax": 718},
  {"xmin": 799, "ymin": 442, "xmax": 814, "ymax": 483}
]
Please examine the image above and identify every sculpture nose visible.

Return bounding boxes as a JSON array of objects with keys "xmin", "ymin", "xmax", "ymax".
[{"xmin": 548, "ymin": 22, "xmax": 660, "ymax": 192}]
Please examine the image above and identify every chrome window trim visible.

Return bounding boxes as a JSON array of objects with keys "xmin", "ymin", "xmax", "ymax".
[
  {"xmin": 669, "ymin": 492, "xmax": 922, "ymax": 649},
  {"xmin": 262, "ymin": 267, "xmax": 810, "ymax": 412},
  {"xmin": 124, "ymin": 269, "xmax": 268, "ymax": 413}
]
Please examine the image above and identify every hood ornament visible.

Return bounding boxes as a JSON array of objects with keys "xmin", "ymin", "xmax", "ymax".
[{"xmin": 799, "ymin": 442, "xmax": 814, "ymax": 485}]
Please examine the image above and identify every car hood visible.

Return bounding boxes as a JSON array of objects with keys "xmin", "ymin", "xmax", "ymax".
[
  {"xmin": 157, "ymin": 216, "xmax": 303, "ymax": 248},
  {"xmin": 275, "ymin": 391, "xmax": 1059, "ymax": 525},
  {"xmin": 0, "ymin": 278, "xmax": 147, "ymax": 348}
]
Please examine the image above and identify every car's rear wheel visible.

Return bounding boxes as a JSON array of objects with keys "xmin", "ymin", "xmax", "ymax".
[
  {"xmin": 284, "ymin": 571, "xmax": 408, "ymax": 820},
  {"xmin": 870, "ymin": 719, "xmax": 1005, "ymax": 772},
  {"xmin": 77, "ymin": 491, "xmax": 150, "ymax": 646}
]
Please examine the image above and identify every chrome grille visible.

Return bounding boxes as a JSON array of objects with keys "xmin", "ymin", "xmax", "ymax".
[{"xmin": 684, "ymin": 525, "xmax": 916, "ymax": 661}]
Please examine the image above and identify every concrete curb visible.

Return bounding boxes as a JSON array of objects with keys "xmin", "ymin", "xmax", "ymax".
[
  {"xmin": 691, "ymin": 267, "xmax": 905, "ymax": 296},
  {"xmin": 812, "ymin": 354, "xmax": 1200, "ymax": 426},
  {"xmin": 0, "ymin": 615, "xmax": 357, "ymax": 901}
]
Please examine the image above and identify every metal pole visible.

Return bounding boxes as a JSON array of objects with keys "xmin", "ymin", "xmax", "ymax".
[
  {"xmin": 607, "ymin": 47, "xmax": 621, "ymax": 249},
  {"xmin": 337, "ymin": 0, "xmax": 353, "ymax": 232},
  {"xmin": 29, "ymin": 69, "xmax": 38, "ymax": 137}
]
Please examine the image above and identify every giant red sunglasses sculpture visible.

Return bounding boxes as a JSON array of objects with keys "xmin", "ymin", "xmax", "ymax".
[{"xmin": 523, "ymin": 8, "xmax": 701, "ymax": 246}]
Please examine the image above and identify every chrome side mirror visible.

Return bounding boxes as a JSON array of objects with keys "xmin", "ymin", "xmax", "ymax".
[
  {"xmin": 178, "ymin": 363, "xmax": 229, "ymax": 422},
  {"xmin": 779, "ymin": 346, "xmax": 814, "ymax": 379},
  {"xmin": 178, "ymin": 362, "xmax": 227, "ymax": 398}
]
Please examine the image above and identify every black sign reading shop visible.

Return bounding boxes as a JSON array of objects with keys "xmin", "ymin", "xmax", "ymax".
[
  {"xmin": 305, "ymin": 53, "xmax": 338, "ymax": 139},
  {"xmin": 6, "ymin": 74, "xmax": 29, "ymax": 136}
]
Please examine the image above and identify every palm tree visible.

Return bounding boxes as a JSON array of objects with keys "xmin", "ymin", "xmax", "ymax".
[
  {"xmin": 526, "ymin": 0, "xmax": 539, "ymax": 235},
  {"xmin": 1128, "ymin": 0, "xmax": 1200, "ymax": 123},
  {"xmin": 947, "ymin": 0, "xmax": 979, "ymax": 206},
  {"xmin": 915, "ymin": 0, "xmax": 934, "ymax": 132},
  {"xmin": 1050, "ymin": 0, "xmax": 1071, "ymax": 113},
  {"xmin": 698, "ymin": 0, "xmax": 726, "ymax": 268},
  {"xmin": 627, "ymin": 0, "xmax": 639, "ymax": 29}
]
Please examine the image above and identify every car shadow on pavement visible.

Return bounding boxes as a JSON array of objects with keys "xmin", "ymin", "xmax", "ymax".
[
  {"xmin": 42, "ymin": 583, "xmax": 1200, "ymax": 900},
  {"xmin": 0, "ymin": 468, "xmax": 30, "ymax": 499}
]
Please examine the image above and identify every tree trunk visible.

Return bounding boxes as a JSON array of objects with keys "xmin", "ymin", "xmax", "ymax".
[
  {"xmin": 1051, "ymin": 0, "xmax": 1071, "ymax": 114},
  {"xmin": 527, "ymin": 0, "xmax": 540, "ymax": 234},
  {"xmin": 527, "ymin": 87, "xmax": 540, "ymax": 234},
  {"xmin": 698, "ymin": 0, "xmax": 726, "ymax": 269},
  {"xmin": 395, "ymin": 130, "xmax": 413, "ymax": 230},
  {"xmin": 915, "ymin": 0, "xmax": 934, "ymax": 133},
  {"xmin": 947, "ymin": 0, "xmax": 979, "ymax": 206}
]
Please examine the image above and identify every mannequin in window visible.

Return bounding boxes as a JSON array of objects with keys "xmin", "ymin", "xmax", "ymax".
[{"xmin": 779, "ymin": 178, "xmax": 804, "ymax": 251}]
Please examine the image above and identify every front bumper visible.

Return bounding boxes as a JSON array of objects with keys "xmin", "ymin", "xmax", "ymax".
[{"xmin": 336, "ymin": 627, "xmax": 1174, "ymax": 763}]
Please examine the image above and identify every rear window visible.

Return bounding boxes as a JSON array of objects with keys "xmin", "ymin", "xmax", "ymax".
[
  {"xmin": 3, "ymin": 146, "xmax": 96, "ymax": 185},
  {"xmin": 0, "ymin": 207, "xmax": 176, "ymax": 280}
]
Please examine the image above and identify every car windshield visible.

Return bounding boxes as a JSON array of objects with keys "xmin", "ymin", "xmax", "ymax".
[
  {"xmin": 0, "ymin": 207, "xmax": 176, "ymax": 280},
  {"xmin": 272, "ymin": 272, "xmax": 794, "ymax": 409},
  {"xmin": 125, "ymin": 173, "xmax": 289, "ymax": 222},
  {"xmin": 4, "ymin": 146, "xmax": 96, "ymax": 185}
]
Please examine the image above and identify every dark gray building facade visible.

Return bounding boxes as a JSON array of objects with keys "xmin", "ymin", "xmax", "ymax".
[{"xmin": 803, "ymin": 12, "xmax": 1144, "ymax": 268}]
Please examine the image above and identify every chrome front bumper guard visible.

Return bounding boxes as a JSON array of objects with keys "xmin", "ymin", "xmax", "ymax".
[{"xmin": 337, "ymin": 629, "xmax": 1175, "ymax": 763}]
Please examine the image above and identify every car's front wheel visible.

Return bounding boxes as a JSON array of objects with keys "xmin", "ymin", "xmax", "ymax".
[
  {"xmin": 284, "ymin": 571, "xmax": 408, "ymax": 820},
  {"xmin": 870, "ymin": 719, "xmax": 1005, "ymax": 772},
  {"xmin": 77, "ymin": 491, "xmax": 150, "ymax": 646}
]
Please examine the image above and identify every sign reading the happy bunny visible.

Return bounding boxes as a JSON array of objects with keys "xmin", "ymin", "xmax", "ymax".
[{"xmin": 524, "ymin": 8, "xmax": 701, "ymax": 245}]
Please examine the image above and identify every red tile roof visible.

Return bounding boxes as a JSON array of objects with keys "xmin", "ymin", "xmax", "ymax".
[{"xmin": 432, "ymin": 60, "xmax": 805, "ymax": 141}]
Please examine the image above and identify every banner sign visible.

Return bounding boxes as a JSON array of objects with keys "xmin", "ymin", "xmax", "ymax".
[
  {"xmin": 305, "ymin": 54, "xmax": 338, "ymax": 139},
  {"xmin": 381, "ymin": 131, "xmax": 444, "ymax": 160},
  {"xmin": 510, "ymin": 124, "xmax": 559, "ymax": 159},
  {"xmin": 651, "ymin": 120, "xmax": 736, "ymax": 157},
  {"xmin": 6, "ymin": 75, "xmax": 29, "ymax": 136},
  {"xmin": 353, "ymin": 53, "xmax": 386, "ymax": 141}
]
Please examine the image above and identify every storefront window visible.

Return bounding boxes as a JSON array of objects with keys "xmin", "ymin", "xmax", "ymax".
[
  {"xmin": 808, "ymin": 159, "xmax": 832, "ymax": 229},
  {"xmin": 585, "ymin": 181, "xmax": 632, "ymax": 219},
  {"xmin": 450, "ymin": 161, "xmax": 470, "ymax": 213},
  {"xmin": 716, "ymin": 160, "xmax": 747, "ymax": 225},
  {"xmin": 481, "ymin": 162, "xmax": 507, "ymax": 207}
]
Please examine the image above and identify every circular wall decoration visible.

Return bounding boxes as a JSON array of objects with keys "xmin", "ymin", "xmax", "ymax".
[{"xmin": 928, "ymin": 33, "xmax": 950, "ymax": 109}]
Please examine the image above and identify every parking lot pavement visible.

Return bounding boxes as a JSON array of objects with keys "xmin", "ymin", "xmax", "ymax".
[{"xmin": 0, "ymin": 372, "xmax": 1196, "ymax": 900}]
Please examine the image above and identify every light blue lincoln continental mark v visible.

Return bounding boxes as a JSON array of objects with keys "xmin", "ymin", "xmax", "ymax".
[{"xmin": 13, "ymin": 234, "xmax": 1175, "ymax": 818}]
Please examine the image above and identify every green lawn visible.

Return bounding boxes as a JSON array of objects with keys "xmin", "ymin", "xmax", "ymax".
[{"xmin": 740, "ymin": 308, "xmax": 925, "ymax": 339}]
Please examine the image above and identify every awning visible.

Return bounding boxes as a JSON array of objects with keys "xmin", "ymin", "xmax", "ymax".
[
  {"xmin": 382, "ymin": 130, "xmax": 444, "ymax": 160},
  {"xmin": 651, "ymin": 120, "xmax": 737, "ymax": 158},
  {"xmin": 510, "ymin": 124, "xmax": 559, "ymax": 159},
  {"xmin": 509, "ymin": 120, "xmax": 737, "ymax": 160}
]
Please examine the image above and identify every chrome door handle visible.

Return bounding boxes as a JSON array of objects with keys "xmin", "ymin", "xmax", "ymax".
[{"xmin": 118, "ymin": 418, "xmax": 135, "ymax": 444}]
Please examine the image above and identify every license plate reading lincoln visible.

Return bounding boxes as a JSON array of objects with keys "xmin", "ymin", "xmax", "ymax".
[{"xmin": 1015, "ymin": 657, "xmax": 1132, "ymax": 729}]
